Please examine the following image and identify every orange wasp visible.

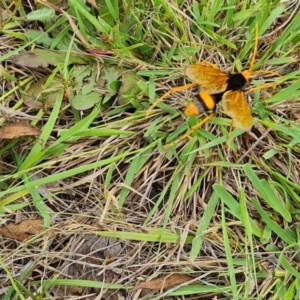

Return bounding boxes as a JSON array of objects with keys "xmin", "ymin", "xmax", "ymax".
[{"xmin": 146, "ymin": 26, "xmax": 282, "ymax": 148}]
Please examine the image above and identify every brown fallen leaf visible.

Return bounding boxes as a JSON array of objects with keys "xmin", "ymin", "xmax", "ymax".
[
  {"xmin": 0, "ymin": 121, "xmax": 40, "ymax": 139},
  {"xmin": 24, "ymin": 75, "xmax": 64, "ymax": 109},
  {"xmin": 133, "ymin": 274, "xmax": 195, "ymax": 291},
  {"xmin": 0, "ymin": 219, "xmax": 44, "ymax": 241}
]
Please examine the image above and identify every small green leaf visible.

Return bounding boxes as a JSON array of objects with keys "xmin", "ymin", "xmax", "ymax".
[
  {"xmin": 25, "ymin": 30, "xmax": 53, "ymax": 47},
  {"xmin": 26, "ymin": 8, "xmax": 56, "ymax": 22},
  {"xmin": 72, "ymin": 65, "xmax": 97, "ymax": 95},
  {"xmin": 117, "ymin": 72, "xmax": 144, "ymax": 105},
  {"xmin": 102, "ymin": 66, "xmax": 120, "ymax": 87},
  {"xmin": 71, "ymin": 92, "xmax": 102, "ymax": 110}
]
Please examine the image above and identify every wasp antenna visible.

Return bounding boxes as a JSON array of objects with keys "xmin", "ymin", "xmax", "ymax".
[
  {"xmin": 227, "ymin": 120, "xmax": 234, "ymax": 144},
  {"xmin": 249, "ymin": 24, "xmax": 259, "ymax": 72},
  {"xmin": 252, "ymin": 69, "xmax": 283, "ymax": 78},
  {"xmin": 246, "ymin": 81, "xmax": 282, "ymax": 92}
]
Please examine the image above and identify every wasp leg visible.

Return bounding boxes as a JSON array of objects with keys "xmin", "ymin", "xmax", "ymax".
[
  {"xmin": 246, "ymin": 81, "xmax": 282, "ymax": 93},
  {"xmin": 146, "ymin": 83, "xmax": 198, "ymax": 117},
  {"xmin": 252, "ymin": 69, "xmax": 283, "ymax": 78},
  {"xmin": 226, "ymin": 119, "xmax": 234, "ymax": 144},
  {"xmin": 163, "ymin": 113, "xmax": 215, "ymax": 150},
  {"xmin": 248, "ymin": 24, "xmax": 259, "ymax": 71}
]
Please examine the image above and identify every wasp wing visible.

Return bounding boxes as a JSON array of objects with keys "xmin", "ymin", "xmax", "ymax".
[
  {"xmin": 222, "ymin": 91, "xmax": 252, "ymax": 131},
  {"xmin": 184, "ymin": 62, "xmax": 229, "ymax": 94}
]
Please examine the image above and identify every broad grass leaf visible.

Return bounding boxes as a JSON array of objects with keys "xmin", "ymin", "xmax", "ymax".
[{"xmin": 11, "ymin": 49, "xmax": 93, "ymax": 68}]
